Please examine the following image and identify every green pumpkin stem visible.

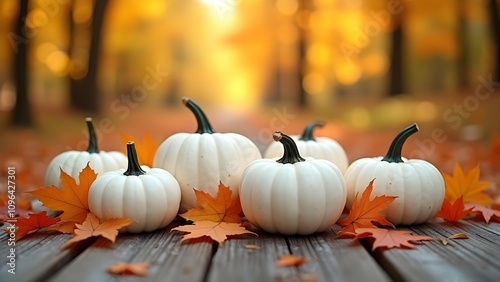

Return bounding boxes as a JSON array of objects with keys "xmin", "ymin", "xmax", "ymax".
[
  {"xmin": 182, "ymin": 97, "xmax": 215, "ymax": 134},
  {"xmin": 274, "ymin": 132, "xmax": 305, "ymax": 164},
  {"xmin": 85, "ymin": 117, "xmax": 99, "ymax": 153},
  {"xmin": 381, "ymin": 123, "xmax": 419, "ymax": 163},
  {"xmin": 299, "ymin": 121, "xmax": 324, "ymax": 141},
  {"xmin": 123, "ymin": 142, "xmax": 146, "ymax": 176}
]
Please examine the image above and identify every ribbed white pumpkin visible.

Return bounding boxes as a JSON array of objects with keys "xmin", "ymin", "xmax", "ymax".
[
  {"xmin": 89, "ymin": 142, "xmax": 181, "ymax": 233},
  {"xmin": 344, "ymin": 123, "xmax": 445, "ymax": 225},
  {"xmin": 264, "ymin": 122, "xmax": 348, "ymax": 173},
  {"xmin": 44, "ymin": 118, "xmax": 127, "ymax": 187},
  {"xmin": 240, "ymin": 132, "xmax": 346, "ymax": 235},
  {"xmin": 153, "ymin": 97, "xmax": 262, "ymax": 211}
]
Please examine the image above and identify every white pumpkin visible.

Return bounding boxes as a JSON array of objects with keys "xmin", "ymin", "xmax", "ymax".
[
  {"xmin": 240, "ymin": 132, "xmax": 346, "ymax": 235},
  {"xmin": 153, "ymin": 97, "xmax": 262, "ymax": 211},
  {"xmin": 89, "ymin": 142, "xmax": 181, "ymax": 233},
  {"xmin": 264, "ymin": 121, "xmax": 348, "ymax": 173},
  {"xmin": 344, "ymin": 123, "xmax": 445, "ymax": 225},
  {"xmin": 44, "ymin": 117, "xmax": 127, "ymax": 187}
]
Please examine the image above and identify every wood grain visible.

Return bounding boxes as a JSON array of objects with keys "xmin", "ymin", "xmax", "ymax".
[
  {"xmin": 370, "ymin": 220, "xmax": 500, "ymax": 282},
  {"xmin": 0, "ymin": 231, "xmax": 95, "ymax": 282},
  {"xmin": 48, "ymin": 219, "xmax": 214, "ymax": 282}
]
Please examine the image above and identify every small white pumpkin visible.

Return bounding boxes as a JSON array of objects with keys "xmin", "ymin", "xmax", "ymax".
[
  {"xmin": 153, "ymin": 97, "xmax": 262, "ymax": 211},
  {"xmin": 240, "ymin": 132, "xmax": 346, "ymax": 235},
  {"xmin": 44, "ymin": 117, "xmax": 127, "ymax": 187},
  {"xmin": 89, "ymin": 142, "xmax": 181, "ymax": 233},
  {"xmin": 264, "ymin": 121, "xmax": 348, "ymax": 173},
  {"xmin": 344, "ymin": 123, "xmax": 445, "ymax": 225}
]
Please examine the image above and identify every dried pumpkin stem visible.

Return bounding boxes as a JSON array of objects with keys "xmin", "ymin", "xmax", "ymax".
[
  {"xmin": 274, "ymin": 132, "xmax": 305, "ymax": 164},
  {"xmin": 124, "ymin": 142, "xmax": 146, "ymax": 176},
  {"xmin": 299, "ymin": 121, "xmax": 324, "ymax": 141},
  {"xmin": 381, "ymin": 123, "xmax": 419, "ymax": 163},
  {"xmin": 182, "ymin": 96, "xmax": 215, "ymax": 134},
  {"xmin": 85, "ymin": 117, "xmax": 99, "ymax": 153}
]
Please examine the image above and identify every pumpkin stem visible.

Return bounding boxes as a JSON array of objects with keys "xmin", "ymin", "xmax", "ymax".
[
  {"xmin": 299, "ymin": 121, "xmax": 324, "ymax": 141},
  {"xmin": 273, "ymin": 132, "xmax": 305, "ymax": 164},
  {"xmin": 381, "ymin": 123, "xmax": 419, "ymax": 163},
  {"xmin": 182, "ymin": 97, "xmax": 215, "ymax": 134},
  {"xmin": 124, "ymin": 142, "xmax": 146, "ymax": 176},
  {"xmin": 85, "ymin": 117, "xmax": 99, "ymax": 153}
]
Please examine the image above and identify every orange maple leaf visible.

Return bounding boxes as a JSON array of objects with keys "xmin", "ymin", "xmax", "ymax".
[
  {"xmin": 48, "ymin": 221, "xmax": 77, "ymax": 234},
  {"xmin": 337, "ymin": 179, "xmax": 396, "ymax": 235},
  {"xmin": 180, "ymin": 182, "xmax": 242, "ymax": 223},
  {"xmin": 8, "ymin": 211, "xmax": 60, "ymax": 240},
  {"xmin": 30, "ymin": 163, "xmax": 97, "ymax": 223},
  {"xmin": 442, "ymin": 163, "xmax": 492, "ymax": 206},
  {"xmin": 276, "ymin": 255, "xmax": 308, "ymax": 267},
  {"xmin": 463, "ymin": 203, "xmax": 500, "ymax": 224},
  {"xmin": 108, "ymin": 261, "xmax": 149, "ymax": 276},
  {"xmin": 436, "ymin": 196, "xmax": 473, "ymax": 222},
  {"xmin": 172, "ymin": 221, "xmax": 255, "ymax": 245},
  {"xmin": 121, "ymin": 132, "xmax": 158, "ymax": 167},
  {"xmin": 355, "ymin": 228, "xmax": 434, "ymax": 250},
  {"xmin": 62, "ymin": 213, "xmax": 134, "ymax": 249}
]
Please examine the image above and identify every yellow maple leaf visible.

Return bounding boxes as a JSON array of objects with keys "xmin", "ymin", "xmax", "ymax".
[
  {"xmin": 179, "ymin": 182, "xmax": 242, "ymax": 223},
  {"xmin": 442, "ymin": 163, "xmax": 492, "ymax": 206},
  {"xmin": 172, "ymin": 221, "xmax": 256, "ymax": 245},
  {"xmin": 30, "ymin": 163, "xmax": 97, "ymax": 223},
  {"xmin": 120, "ymin": 132, "xmax": 158, "ymax": 167}
]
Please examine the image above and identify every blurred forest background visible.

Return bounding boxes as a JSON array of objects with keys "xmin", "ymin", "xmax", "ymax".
[{"xmin": 0, "ymin": 0, "xmax": 500, "ymax": 197}]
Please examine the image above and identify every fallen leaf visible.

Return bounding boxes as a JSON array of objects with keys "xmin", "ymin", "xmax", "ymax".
[
  {"xmin": 30, "ymin": 163, "xmax": 97, "ymax": 223},
  {"xmin": 10, "ymin": 211, "xmax": 60, "ymax": 240},
  {"xmin": 442, "ymin": 163, "xmax": 492, "ymax": 206},
  {"xmin": 463, "ymin": 203, "xmax": 500, "ymax": 223},
  {"xmin": 172, "ymin": 221, "xmax": 256, "ymax": 245},
  {"xmin": 439, "ymin": 238, "xmax": 449, "ymax": 245},
  {"xmin": 244, "ymin": 244, "xmax": 261, "ymax": 250},
  {"xmin": 337, "ymin": 179, "xmax": 397, "ymax": 235},
  {"xmin": 108, "ymin": 261, "xmax": 149, "ymax": 277},
  {"xmin": 121, "ymin": 132, "xmax": 158, "ymax": 167},
  {"xmin": 48, "ymin": 221, "xmax": 77, "ymax": 234},
  {"xmin": 276, "ymin": 255, "xmax": 308, "ymax": 267},
  {"xmin": 62, "ymin": 213, "xmax": 134, "ymax": 248},
  {"xmin": 436, "ymin": 196, "xmax": 473, "ymax": 222},
  {"xmin": 180, "ymin": 182, "xmax": 242, "ymax": 223},
  {"xmin": 355, "ymin": 228, "xmax": 434, "ymax": 250},
  {"xmin": 448, "ymin": 233, "xmax": 468, "ymax": 239}
]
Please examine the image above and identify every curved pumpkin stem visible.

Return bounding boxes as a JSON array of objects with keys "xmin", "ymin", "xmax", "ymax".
[
  {"xmin": 124, "ymin": 142, "xmax": 146, "ymax": 176},
  {"xmin": 182, "ymin": 97, "xmax": 215, "ymax": 134},
  {"xmin": 381, "ymin": 123, "xmax": 419, "ymax": 163},
  {"xmin": 85, "ymin": 117, "xmax": 99, "ymax": 153},
  {"xmin": 299, "ymin": 121, "xmax": 324, "ymax": 141},
  {"xmin": 273, "ymin": 132, "xmax": 305, "ymax": 164}
]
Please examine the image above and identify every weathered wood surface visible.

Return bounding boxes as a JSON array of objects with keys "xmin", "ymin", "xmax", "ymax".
[
  {"xmin": 371, "ymin": 220, "xmax": 500, "ymax": 282},
  {"xmin": 1, "ymin": 219, "xmax": 499, "ymax": 282}
]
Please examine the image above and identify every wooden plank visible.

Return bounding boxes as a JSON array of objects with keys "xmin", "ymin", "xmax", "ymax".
[
  {"xmin": 48, "ymin": 219, "xmax": 214, "ymax": 282},
  {"xmin": 206, "ymin": 228, "xmax": 299, "ymax": 282},
  {"xmin": 0, "ymin": 230, "xmax": 95, "ymax": 282},
  {"xmin": 287, "ymin": 226, "xmax": 391, "ymax": 282},
  {"xmin": 371, "ymin": 220, "xmax": 500, "ymax": 282}
]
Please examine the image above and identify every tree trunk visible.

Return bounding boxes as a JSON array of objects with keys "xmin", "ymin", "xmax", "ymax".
[
  {"xmin": 69, "ymin": 0, "xmax": 109, "ymax": 113},
  {"xmin": 388, "ymin": 19, "xmax": 404, "ymax": 96},
  {"xmin": 490, "ymin": 0, "xmax": 500, "ymax": 83},
  {"xmin": 457, "ymin": 2, "xmax": 468, "ymax": 89},
  {"xmin": 11, "ymin": 0, "xmax": 33, "ymax": 127}
]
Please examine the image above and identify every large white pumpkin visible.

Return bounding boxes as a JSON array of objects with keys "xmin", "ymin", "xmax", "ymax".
[
  {"xmin": 264, "ymin": 121, "xmax": 348, "ymax": 173},
  {"xmin": 89, "ymin": 142, "xmax": 181, "ymax": 233},
  {"xmin": 344, "ymin": 123, "xmax": 445, "ymax": 225},
  {"xmin": 153, "ymin": 97, "xmax": 262, "ymax": 211},
  {"xmin": 240, "ymin": 132, "xmax": 346, "ymax": 235},
  {"xmin": 44, "ymin": 118, "xmax": 127, "ymax": 187}
]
